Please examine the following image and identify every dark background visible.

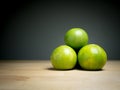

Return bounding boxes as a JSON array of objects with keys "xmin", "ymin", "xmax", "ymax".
[{"xmin": 0, "ymin": 0, "xmax": 120, "ymax": 60}]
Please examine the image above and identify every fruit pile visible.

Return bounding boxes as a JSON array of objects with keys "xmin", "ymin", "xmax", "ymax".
[{"xmin": 50, "ymin": 28, "xmax": 107, "ymax": 70}]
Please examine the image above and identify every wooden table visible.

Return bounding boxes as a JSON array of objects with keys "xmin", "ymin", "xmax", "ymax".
[{"xmin": 0, "ymin": 60, "xmax": 120, "ymax": 90}]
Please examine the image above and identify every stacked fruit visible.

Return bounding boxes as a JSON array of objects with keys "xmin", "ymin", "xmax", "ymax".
[{"xmin": 50, "ymin": 28, "xmax": 107, "ymax": 70}]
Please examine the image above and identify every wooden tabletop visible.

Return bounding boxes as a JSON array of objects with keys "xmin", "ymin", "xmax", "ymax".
[{"xmin": 0, "ymin": 60, "xmax": 120, "ymax": 90}]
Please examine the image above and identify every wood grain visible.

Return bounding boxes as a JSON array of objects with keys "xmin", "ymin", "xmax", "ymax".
[{"xmin": 0, "ymin": 60, "xmax": 120, "ymax": 90}]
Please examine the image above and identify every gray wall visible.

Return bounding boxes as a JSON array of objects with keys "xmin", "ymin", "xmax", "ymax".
[{"xmin": 0, "ymin": 0, "xmax": 120, "ymax": 60}]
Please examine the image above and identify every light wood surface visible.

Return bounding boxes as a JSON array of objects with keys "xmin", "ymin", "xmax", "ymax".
[{"xmin": 0, "ymin": 60, "xmax": 120, "ymax": 90}]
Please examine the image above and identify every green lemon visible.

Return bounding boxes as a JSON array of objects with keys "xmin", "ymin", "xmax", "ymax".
[
  {"xmin": 50, "ymin": 45, "xmax": 77, "ymax": 70},
  {"xmin": 78, "ymin": 44, "xmax": 107, "ymax": 70},
  {"xmin": 64, "ymin": 28, "xmax": 88, "ymax": 49}
]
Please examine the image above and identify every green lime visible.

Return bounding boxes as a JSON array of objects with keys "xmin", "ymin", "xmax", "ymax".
[
  {"xmin": 50, "ymin": 45, "xmax": 77, "ymax": 70},
  {"xmin": 78, "ymin": 44, "xmax": 107, "ymax": 70},
  {"xmin": 64, "ymin": 28, "xmax": 88, "ymax": 49}
]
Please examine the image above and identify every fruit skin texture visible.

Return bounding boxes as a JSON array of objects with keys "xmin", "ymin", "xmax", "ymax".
[
  {"xmin": 64, "ymin": 28, "xmax": 88, "ymax": 49},
  {"xmin": 78, "ymin": 44, "xmax": 107, "ymax": 70},
  {"xmin": 50, "ymin": 45, "xmax": 77, "ymax": 70}
]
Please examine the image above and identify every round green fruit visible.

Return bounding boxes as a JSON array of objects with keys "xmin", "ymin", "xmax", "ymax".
[
  {"xmin": 78, "ymin": 44, "xmax": 107, "ymax": 70},
  {"xmin": 64, "ymin": 28, "xmax": 88, "ymax": 49},
  {"xmin": 50, "ymin": 45, "xmax": 77, "ymax": 70}
]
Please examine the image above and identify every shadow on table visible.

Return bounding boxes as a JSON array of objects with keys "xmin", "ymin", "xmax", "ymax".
[
  {"xmin": 46, "ymin": 67, "xmax": 74, "ymax": 71},
  {"xmin": 46, "ymin": 67, "xmax": 104, "ymax": 72}
]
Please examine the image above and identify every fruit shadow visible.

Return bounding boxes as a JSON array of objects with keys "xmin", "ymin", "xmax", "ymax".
[
  {"xmin": 46, "ymin": 67, "xmax": 74, "ymax": 71},
  {"xmin": 74, "ymin": 66, "xmax": 104, "ymax": 71},
  {"xmin": 46, "ymin": 66, "xmax": 104, "ymax": 71}
]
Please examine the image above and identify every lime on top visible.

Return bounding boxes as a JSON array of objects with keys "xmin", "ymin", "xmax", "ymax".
[{"xmin": 64, "ymin": 28, "xmax": 88, "ymax": 49}]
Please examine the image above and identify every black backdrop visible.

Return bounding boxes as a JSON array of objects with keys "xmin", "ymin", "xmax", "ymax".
[{"xmin": 0, "ymin": 0, "xmax": 120, "ymax": 60}]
